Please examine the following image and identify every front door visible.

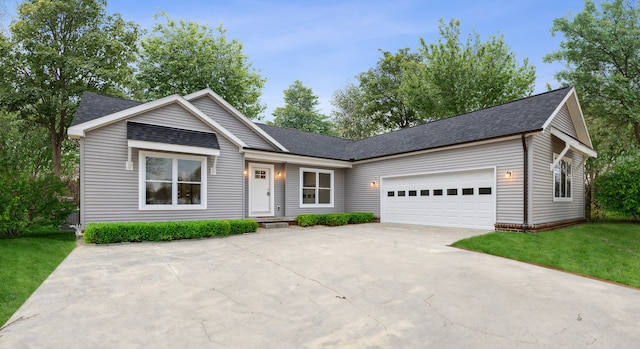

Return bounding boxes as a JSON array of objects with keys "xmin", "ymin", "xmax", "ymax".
[{"xmin": 249, "ymin": 163, "xmax": 274, "ymax": 216}]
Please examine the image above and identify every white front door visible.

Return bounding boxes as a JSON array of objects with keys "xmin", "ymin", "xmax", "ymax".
[{"xmin": 249, "ymin": 163, "xmax": 274, "ymax": 216}]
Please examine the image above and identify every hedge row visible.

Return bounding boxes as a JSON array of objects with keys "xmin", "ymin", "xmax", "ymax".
[
  {"xmin": 296, "ymin": 212, "xmax": 374, "ymax": 227},
  {"xmin": 84, "ymin": 219, "xmax": 258, "ymax": 244}
]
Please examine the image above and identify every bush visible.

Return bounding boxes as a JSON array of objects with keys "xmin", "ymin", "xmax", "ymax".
[
  {"xmin": 296, "ymin": 212, "xmax": 375, "ymax": 227},
  {"xmin": 596, "ymin": 157, "xmax": 640, "ymax": 220},
  {"xmin": 229, "ymin": 219, "xmax": 259, "ymax": 235},
  {"xmin": 83, "ymin": 219, "xmax": 243, "ymax": 244},
  {"xmin": 0, "ymin": 173, "xmax": 76, "ymax": 238}
]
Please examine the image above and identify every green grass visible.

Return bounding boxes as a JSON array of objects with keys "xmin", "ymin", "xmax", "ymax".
[
  {"xmin": 0, "ymin": 228, "xmax": 76, "ymax": 326},
  {"xmin": 452, "ymin": 223, "xmax": 640, "ymax": 288}
]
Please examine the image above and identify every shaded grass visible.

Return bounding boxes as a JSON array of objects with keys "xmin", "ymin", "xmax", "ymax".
[
  {"xmin": 452, "ymin": 223, "xmax": 640, "ymax": 288},
  {"xmin": 0, "ymin": 228, "xmax": 76, "ymax": 326}
]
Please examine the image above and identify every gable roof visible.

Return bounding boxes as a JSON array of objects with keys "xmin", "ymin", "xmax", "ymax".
[{"xmin": 127, "ymin": 122, "xmax": 219, "ymax": 150}]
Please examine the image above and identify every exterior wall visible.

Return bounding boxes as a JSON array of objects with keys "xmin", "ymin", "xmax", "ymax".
[
  {"xmin": 284, "ymin": 164, "xmax": 345, "ymax": 216},
  {"xmin": 243, "ymin": 161, "xmax": 286, "ymax": 217},
  {"xmin": 190, "ymin": 96, "xmax": 276, "ymax": 150},
  {"xmin": 529, "ymin": 105, "xmax": 585, "ymax": 225},
  {"xmin": 345, "ymin": 139, "xmax": 524, "ymax": 224},
  {"xmin": 81, "ymin": 103, "xmax": 244, "ymax": 224}
]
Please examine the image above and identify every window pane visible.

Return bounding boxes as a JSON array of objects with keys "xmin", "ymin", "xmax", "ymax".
[
  {"xmin": 447, "ymin": 188, "xmax": 458, "ymax": 195},
  {"xmin": 462, "ymin": 188, "xmax": 474, "ymax": 195},
  {"xmin": 554, "ymin": 166, "xmax": 561, "ymax": 197},
  {"xmin": 178, "ymin": 183, "xmax": 201, "ymax": 205},
  {"xmin": 561, "ymin": 162, "xmax": 567, "ymax": 197},
  {"xmin": 318, "ymin": 189, "xmax": 331, "ymax": 204},
  {"xmin": 303, "ymin": 172, "xmax": 316, "ymax": 187},
  {"xmin": 387, "ymin": 191, "xmax": 395, "ymax": 197},
  {"xmin": 398, "ymin": 191, "xmax": 406, "ymax": 197},
  {"xmin": 420, "ymin": 190, "xmax": 429, "ymax": 196},
  {"xmin": 479, "ymin": 187, "xmax": 492, "ymax": 195},
  {"xmin": 146, "ymin": 182, "xmax": 172, "ymax": 205},
  {"xmin": 408, "ymin": 190, "xmax": 417, "ymax": 196},
  {"xmin": 319, "ymin": 173, "xmax": 331, "ymax": 188},
  {"xmin": 433, "ymin": 189, "xmax": 443, "ymax": 196},
  {"xmin": 146, "ymin": 157, "xmax": 172, "ymax": 181},
  {"xmin": 302, "ymin": 188, "xmax": 315, "ymax": 204},
  {"xmin": 178, "ymin": 160, "xmax": 201, "ymax": 182}
]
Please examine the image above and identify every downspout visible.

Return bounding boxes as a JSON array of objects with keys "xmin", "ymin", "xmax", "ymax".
[{"xmin": 521, "ymin": 134, "xmax": 529, "ymax": 233}]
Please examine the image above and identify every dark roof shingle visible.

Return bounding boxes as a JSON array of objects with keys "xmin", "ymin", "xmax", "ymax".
[
  {"xmin": 72, "ymin": 91, "xmax": 142, "ymax": 126},
  {"xmin": 127, "ymin": 122, "xmax": 220, "ymax": 150}
]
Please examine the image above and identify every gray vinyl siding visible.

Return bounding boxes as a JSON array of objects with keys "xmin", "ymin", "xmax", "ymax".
[
  {"xmin": 345, "ymin": 139, "xmax": 524, "ymax": 224},
  {"xmin": 243, "ymin": 161, "xmax": 286, "ymax": 217},
  {"xmin": 529, "ymin": 134, "xmax": 585, "ymax": 225},
  {"xmin": 284, "ymin": 164, "xmax": 345, "ymax": 216},
  {"xmin": 190, "ymin": 96, "xmax": 276, "ymax": 150},
  {"xmin": 81, "ymin": 103, "xmax": 244, "ymax": 224},
  {"xmin": 551, "ymin": 105, "xmax": 577, "ymax": 137}
]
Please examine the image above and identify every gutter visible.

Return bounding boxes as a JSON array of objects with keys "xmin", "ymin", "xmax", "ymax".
[{"xmin": 521, "ymin": 133, "xmax": 529, "ymax": 233}]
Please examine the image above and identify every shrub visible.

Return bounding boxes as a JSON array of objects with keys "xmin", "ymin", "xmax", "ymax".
[
  {"xmin": 295, "ymin": 212, "xmax": 375, "ymax": 227},
  {"xmin": 84, "ymin": 219, "xmax": 238, "ymax": 244},
  {"xmin": 596, "ymin": 157, "xmax": 640, "ymax": 220},
  {"xmin": 0, "ymin": 173, "xmax": 76, "ymax": 238},
  {"xmin": 229, "ymin": 220, "xmax": 258, "ymax": 235}
]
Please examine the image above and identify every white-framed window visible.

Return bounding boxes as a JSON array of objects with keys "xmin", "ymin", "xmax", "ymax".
[
  {"xmin": 300, "ymin": 167, "xmax": 334, "ymax": 207},
  {"xmin": 553, "ymin": 153, "xmax": 572, "ymax": 201},
  {"xmin": 139, "ymin": 150, "xmax": 207, "ymax": 210}
]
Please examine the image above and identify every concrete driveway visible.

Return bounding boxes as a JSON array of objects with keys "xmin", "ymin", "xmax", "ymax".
[{"xmin": 1, "ymin": 223, "xmax": 639, "ymax": 348}]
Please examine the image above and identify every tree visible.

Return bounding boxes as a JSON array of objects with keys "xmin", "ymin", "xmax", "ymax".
[
  {"xmin": 270, "ymin": 80, "xmax": 334, "ymax": 135},
  {"xmin": 544, "ymin": 0, "xmax": 640, "ymax": 147},
  {"xmin": 402, "ymin": 19, "xmax": 536, "ymax": 120},
  {"xmin": 358, "ymin": 48, "xmax": 423, "ymax": 129},
  {"xmin": 0, "ymin": 0, "xmax": 140, "ymax": 176},
  {"xmin": 331, "ymin": 82, "xmax": 381, "ymax": 139},
  {"xmin": 137, "ymin": 13, "xmax": 266, "ymax": 119},
  {"xmin": 595, "ymin": 155, "xmax": 640, "ymax": 220}
]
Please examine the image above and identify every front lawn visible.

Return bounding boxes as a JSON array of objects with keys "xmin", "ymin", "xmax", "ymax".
[
  {"xmin": 452, "ymin": 223, "xmax": 640, "ymax": 288},
  {"xmin": 0, "ymin": 229, "xmax": 76, "ymax": 326}
]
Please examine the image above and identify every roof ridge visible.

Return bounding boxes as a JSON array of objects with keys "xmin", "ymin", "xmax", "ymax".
[
  {"xmin": 83, "ymin": 91, "xmax": 142, "ymax": 103},
  {"xmin": 256, "ymin": 123, "xmax": 356, "ymax": 143}
]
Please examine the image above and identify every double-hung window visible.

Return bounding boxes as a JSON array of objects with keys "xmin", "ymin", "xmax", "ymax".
[
  {"xmin": 300, "ymin": 168, "xmax": 334, "ymax": 207},
  {"xmin": 553, "ymin": 154, "xmax": 572, "ymax": 201},
  {"xmin": 140, "ymin": 151, "xmax": 207, "ymax": 209}
]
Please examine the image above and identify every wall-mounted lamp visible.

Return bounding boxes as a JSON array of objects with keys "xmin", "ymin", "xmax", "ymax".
[
  {"xmin": 505, "ymin": 171, "xmax": 513, "ymax": 179},
  {"xmin": 244, "ymin": 169, "xmax": 247, "ymax": 176},
  {"xmin": 371, "ymin": 180, "xmax": 378, "ymax": 187},
  {"xmin": 276, "ymin": 171, "xmax": 281, "ymax": 176}
]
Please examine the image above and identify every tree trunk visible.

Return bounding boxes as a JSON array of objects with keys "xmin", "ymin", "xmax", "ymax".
[{"xmin": 51, "ymin": 132, "xmax": 62, "ymax": 177}]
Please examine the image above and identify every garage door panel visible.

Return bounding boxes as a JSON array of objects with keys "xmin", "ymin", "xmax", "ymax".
[{"xmin": 381, "ymin": 168, "xmax": 495, "ymax": 230}]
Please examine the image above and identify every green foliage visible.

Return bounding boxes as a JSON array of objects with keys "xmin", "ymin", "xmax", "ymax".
[
  {"xmin": 595, "ymin": 157, "xmax": 640, "ymax": 220},
  {"xmin": 0, "ymin": 173, "xmax": 76, "ymax": 238},
  {"xmin": 331, "ymin": 82, "xmax": 382, "ymax": 140},
  {"xmin": 137, "ymin": 12, "xmax": 266, "ymax": 119},
  {"xmin": 358, "ymin": 48, "xmax": 423, "ymax": 130},
  {"xmin": 296, "ymin": 212, "xmax": 374, "ymax": 227},
  {"xmin": 229, "ymin": 219, "xmax": 259, "ymax": 235},
  {"xmin": 402, "ymin": 19, "xmax": 536, "ymax": 120},
  {"xmin": 0, "ymin": 229, "xmax": 76, "ymax": 325},
  {"xmin": 83, "ymin": 219, "xmax": 258, "ymax": 244},
  {"xmin": 452, "ymin": 223, "xmax": 640, "ymax": 288},
  {"xmin": 0, "ymin": 0, "xmax": 140, "ymax": 176},
  {"xmin": 270, "ymin": 80, "xmax": 335, "ymax": 135}
]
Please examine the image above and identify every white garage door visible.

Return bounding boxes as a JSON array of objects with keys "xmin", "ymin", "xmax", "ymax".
[{"xmin": 381, "ymin": 168, "xmax": 495, "ymax": 230}]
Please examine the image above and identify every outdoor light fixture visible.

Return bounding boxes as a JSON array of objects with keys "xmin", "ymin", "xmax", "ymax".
[
  {"xmin": 505, "ymin": 171, "xmax": 513, "ymax": 179},
  {"xmin": 276, "ymin": 171, "xmax": 281, "ymax": 176},
  {"xmin": 371, "ymin": 180, "xmax": 377, "ymax": 187}
]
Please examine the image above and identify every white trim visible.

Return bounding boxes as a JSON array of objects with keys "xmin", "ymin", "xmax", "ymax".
[
  {"xmin": 549, "ymin": 143, "xmax": 571, "ymax": 171},
  {"xmin": 379, "ymin": 166, "xmax": 497, "ymax": 230},
  {"xmin": 299, "ymin": 167, "xmax": 334, "ymax": 208},
  {"xmin": 353, "ymin": 134, "xmax": 540, "ymax": 165},
  {"xmin": 552, "ymin": 153, "xmax": 573, "ymax": 202},
  {"xmin": 67, "ymin": 94, "xmax": 248, "ymax": 149},
  {"xmin": 138, "ymin": 150, "xmax": 208, "ymax": 210},
  {"xmin": 542, "ymin": 87, "xmax": 594, "ymax": 148},
  {"xmin": 244, "ymin": 149, "xmax": 352, "ymax": 168},
  {"xmin": 184, "ymin": 88, "xmax": 289, "ymax": 152},
  {"xmin": 549, "ymin": 127, "xmax": 597, "ymax": 158},
  {"xmin": 248, "ymin": 163, "xmax": 275, "ymax": 216},
  {"xmin": 128, "ymin": 139, "xmax": 220, "ymax": 156}
]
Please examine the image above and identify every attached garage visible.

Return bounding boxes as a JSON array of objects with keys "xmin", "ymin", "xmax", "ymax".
[{"xmin": 380, "ymin": 168, "xmax": 496, "ymax": 230}]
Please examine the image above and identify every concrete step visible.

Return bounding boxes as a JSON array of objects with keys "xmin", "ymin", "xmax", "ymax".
[{"xmin": 262, "ymin": 222, "xmax": 289, "ymax": 229}]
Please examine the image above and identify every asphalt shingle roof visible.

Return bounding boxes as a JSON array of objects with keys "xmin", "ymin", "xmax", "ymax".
[
  {"xmin": 127, "ymin": 122, "xmax": 220, "ymax": 150},
  {"xmin": 72, "ymin": 87, "xmax": 573, "ymax": 161}
]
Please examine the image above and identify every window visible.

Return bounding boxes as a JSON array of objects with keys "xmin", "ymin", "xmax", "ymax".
[
  {"xmin": 479, "ymin": 187, "xmax": 492, "ymax": 195},
  {"xmin": 462, "ymin": 188, "xmax": 474, "ymax": 195},
  {"xmin": 420, "ymin": 190, "xmax": 429, "ymax": 196},
  {"xmin": 409, "ymin": 190, "xmax": 417, "ymax": 197},
  {"xmin": 300, "ymin": 168, "xmax": 333, "ymax": 207},
  {"xmin": 433, "ymin": 189, "xmax": 443, "ymax": 196},
  {"xmin": 398, "ymin": 190, "xmax": 406, "ymax": 197},
  {"xmin": 553, "ymin": 154, "xmax": 572, "ymax": 201},
  {"xmin": 387, "ymin": 191, "xmax": 395, "ymax": 197},
  {"xmin": 139, "ymin": 151, "xmax": 207, "ymax": 210},
  {"xmin": 447, "ymin": 188, "xmax": 458, "ymax": 196}
]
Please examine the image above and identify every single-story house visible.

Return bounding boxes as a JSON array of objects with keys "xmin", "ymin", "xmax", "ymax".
[{"xmin": 68, "ymin": 86, "xmax": 597, "ymax": 231}]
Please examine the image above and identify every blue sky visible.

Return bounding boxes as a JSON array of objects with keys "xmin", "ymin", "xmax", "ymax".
[{"xmin": 5, "ymin": 0, "xmax": 594, "ymax": 119}]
